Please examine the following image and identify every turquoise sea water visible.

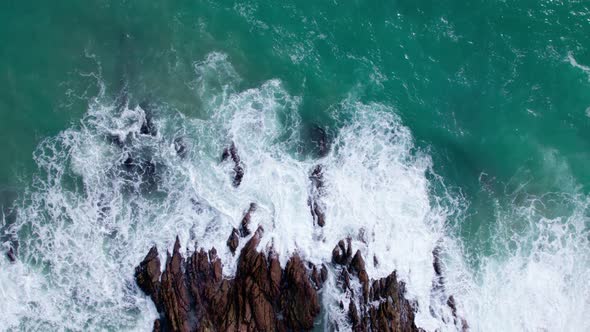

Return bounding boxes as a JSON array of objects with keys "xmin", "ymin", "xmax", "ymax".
[{"xmin": 1, "ymin": 1, "xmax": 589, "ymax": 331}]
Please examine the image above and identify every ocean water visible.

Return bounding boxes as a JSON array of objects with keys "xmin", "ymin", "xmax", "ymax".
[{"xmin": 1, "ymin": 1, "xmax": 589, "ymax": 331}]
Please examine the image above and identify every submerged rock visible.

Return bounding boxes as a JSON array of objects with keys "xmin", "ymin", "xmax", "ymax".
[
  {"xmin": 432, "ymin": 247, "xmax": 469, "ymax": 331},
  {"xmin": 309, "ymin": 125, "xmax": 331, "ymax": 158},
  {"xmin": 121, "ymin": 154, "xmax": 159, "ymax": 192},
  {"xmin": 173, "ymin": 137, "xmax": 187, "ymax": 159},
  {"xmin": 135, "ymin": 227, "xmax": 324, "ymax": 332},
  {"xmin": 139, "ymin": 102, "xmax": 158, "ymax": 137}
]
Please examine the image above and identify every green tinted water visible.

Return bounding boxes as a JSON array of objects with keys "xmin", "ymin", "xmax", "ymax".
[
  {"xmin": 1, "ymin": 0, "xmax": 589, "ymax": 329},
  {"xmin": 3, "ymin": 0, "xmax": 590, "ymax": 241}
]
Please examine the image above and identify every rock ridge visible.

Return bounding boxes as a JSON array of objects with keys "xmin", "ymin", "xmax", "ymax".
[{"xmin": 135, "ymin": 227, "xmax": 324, "ymax": 332}]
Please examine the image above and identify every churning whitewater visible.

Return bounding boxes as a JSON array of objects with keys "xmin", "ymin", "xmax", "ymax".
[{"xmin": 1, "ymin": 53, "xmax": 589, "ymax": 331}]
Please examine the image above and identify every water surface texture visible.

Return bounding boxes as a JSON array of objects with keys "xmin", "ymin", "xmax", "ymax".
[{"xmin": 1, "ymin": 1, "xmax": 589, "ymax": 331}]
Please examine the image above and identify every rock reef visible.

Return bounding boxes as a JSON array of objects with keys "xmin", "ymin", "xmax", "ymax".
[
  {"xmin": 331, "ymin": 239, "xmax": 421, "ymax": 332},
  {"xmin": 135, "ymin": 229, "xmax": 436, "ymax": 332},
  {"xmin": 136, "ymin": 227, "xmax": 325, "ymax": 332},
  {"xmin": 221, "ymin": 142, "xmax": 245, "ymax": 187}
]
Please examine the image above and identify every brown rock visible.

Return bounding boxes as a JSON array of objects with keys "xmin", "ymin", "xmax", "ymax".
[
  {"xmin": 152, "ymin": 319, "xmax": 161, "ymax": 332},
  {"xmin": 136, "ymin": 227, "xmax": 324, "ymax": 332},
  {"xmin": 134, "ymin": 246, "xmax": 161, "ymax": 307},
  {"xmin": 331, "ymin": 240, "xmax": 421, "ymax": 332},
  {"xmin": 281, "ymin": 255, "xmax": 321, "ymax": 330},
  {"xmin": 332, "ymin": 238, "xmax": 353, "ymax": 265},
  {"xmin": 160, "ymin": 237, "xmax": 191, "ymax": 332},
  {"xmin": 227, "ymin": 228, "xmax": 240, "ymax": 254},
  {"xmin": 320, "ymin": 264, "xmax": 328, "ymax": 283},
  {"xmin": 222, "ymin": 142, "xmax": 245, "ymax": 187},
  {"xmin": 348, "ymin": 300, "xmax": 360, "ymax": 325},
  {"xmin": 239, "ymin": 203, "xmax": 257, "ymax": 237}
]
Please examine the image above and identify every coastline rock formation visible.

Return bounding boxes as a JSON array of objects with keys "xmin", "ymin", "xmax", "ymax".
[
  {"xmin": 135, "ymin": 227, "xmax": 325, "ymax": 332},
  {"xmin": 221, "ymin": 142, "xmax": 245, "ymax": 187},
  {"xmin": 331, "ymin": 239, "xmax": 421, "ymax": 332},
  {"xmin": 135, "ymin": 232, "xmax": 434, "ymax": 332},
  {"xmin": 135, "ymin": 205, "xmax": 461, "ymax": 331},
  {"xmin": 227, "ymin": 203, "xmax": 257, "ymax": 254}
]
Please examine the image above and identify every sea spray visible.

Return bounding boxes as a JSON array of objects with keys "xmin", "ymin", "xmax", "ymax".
[{"xmin": 449, "ymin": 191, "xmax": 590, "ymax": 331}]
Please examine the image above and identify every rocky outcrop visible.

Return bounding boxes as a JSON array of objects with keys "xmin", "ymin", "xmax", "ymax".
[
  {"xmin": 221, "ymin": 142, "xmax": 245, "ymax": 187},
  {"xmin": 6, "ymin": 247, "xmax": 16, "ymax": 262},
  {"xmin": 226, "ymin": 228, "xmax": 240, "ymax": 254},
  {"xmin": 308, "ymin": 165, "xmax": 326, "ymax": 227},
  {"xmin": 226, "ymin": 203, "xmax": 257, "ymax": 255},
  {"xmin": 135, "ymin": 246, "xmax": 162, "ymax": 308},
  {"xmin": 239, "ymin": 203, "xmax": 256, "ymax": 237},
  {"xmin": 331, "ymin": 239, "xmax": 421, "ymax": 332},
  {"xmin": 135, "ymin": 227, "xmax": 325, "ymax": 332},
  {"xmin": 134, "ymin": 198, "xmax": 463, "ymax": 332}
]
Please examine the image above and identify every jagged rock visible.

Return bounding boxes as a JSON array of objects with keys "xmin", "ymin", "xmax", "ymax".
[
  {"xmin": 320, "ymin": 264, "xmax": 328, "ymax": 283},
  {"xmin": 350, "ymin": 250, "xmax": 370, "ymax": 302},
  {"xmin": 134, "ymin": 246, "xmax": 161, "ymax": 308},
  {"xmin": 349, "ymin": 300, "xmax": 360, "ymax": 326},
  {"xmin": 308, "ymin": 165, "xmax": 326, "ymax": 227},
  {"xmin": 160, "ymin": 237, "xmax": 191, "ymax": 332},
  {"xmin": 135, "ymin": 227, "xmax": 325, "ymax": 332},
  {"xmin": 447, "ymin": 296, "xmax": 457, "ymax": 317},
  {"xmin": 6, "ymin": 247, "xmax": 16, "ymax": 262},
  {"xmin": 309, "ymin": 263, "xmax": 328, "ymax": 289},
  {"xmin": 222, "ymin": 142, "xmax": 245, "ymax": 187},
  {"xmin": 331, "ymin": 238, "xmax": 352, "ymax": 265},
  {"xmin": 239, "ymin": 203, "xmax": 257, "ymax": 237},
  {"xmin": 227, "ymin": 228, "xmax": 240, "ymax": 254},
  {"xmin": 281, "ymin": 255, "xmax": 321, "ymax": 330},
  {"xmin": 331, "ymin": 240, "xmax": 421, "ymax": 332}
]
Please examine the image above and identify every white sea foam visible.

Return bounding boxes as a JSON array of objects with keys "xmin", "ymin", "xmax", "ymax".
[
  {"xmin": 449, "ymin": 192, "xmax": 590, "ymax": 331},
  {"xmin": 568, "ymin": 51, "xmax": 590, "ymax": 81},
  {"xmin": 1, "ymin": 53, "xmax": 588, "ymax": 331}
]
